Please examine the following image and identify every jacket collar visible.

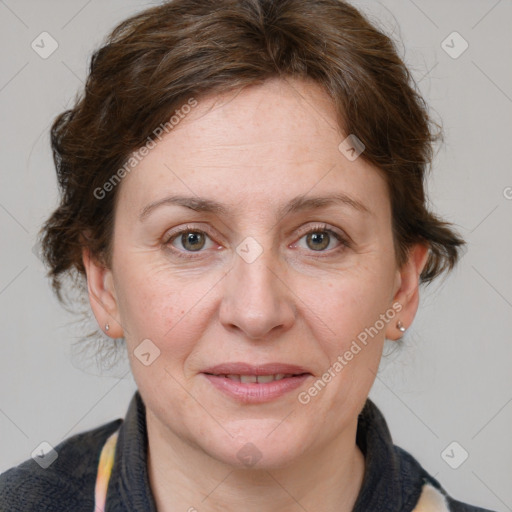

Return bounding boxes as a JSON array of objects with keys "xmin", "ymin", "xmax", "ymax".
[
  {"xmin": 107, "ymin": 391, "xmax": 158, "ymax": 511},
  {"xmin": 352, "ymin": 397, "xmax": 425, "ymax": 511},
  {"xmin": 106, "ymin": 390, "xmax": 427, "ymax": 511}
]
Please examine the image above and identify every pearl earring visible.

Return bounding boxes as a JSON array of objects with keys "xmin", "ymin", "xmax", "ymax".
[
  {"xmin": 397, "ymin": 321, "xmax": 406, "ymax": 333},
  {"xmin": 105, "ymin": 323, "xmax": 110, "ymax": 332}
]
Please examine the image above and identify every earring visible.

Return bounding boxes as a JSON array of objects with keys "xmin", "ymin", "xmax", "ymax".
[
  {"xmin": 105, "ymin": 323, "xmax": 110, "ymax": 332},
  {"xmin": 397, "ymin": 321, "xmax": 406, "ymax": 333}
]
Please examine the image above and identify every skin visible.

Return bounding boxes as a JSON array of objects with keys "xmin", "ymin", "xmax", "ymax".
[{"xmin": 83, "ymin": 77, "xmax": 428, "ymax": 512}]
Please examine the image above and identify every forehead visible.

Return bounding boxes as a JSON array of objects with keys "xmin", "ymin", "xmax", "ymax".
[{"xmin": 116, "ymin": 78, "xmax": 389, "ymax": 219}]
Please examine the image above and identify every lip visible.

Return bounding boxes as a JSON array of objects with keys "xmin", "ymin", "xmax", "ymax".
[
  {"xmin": 201, "ymin": 362, "xmax": 312, "ymax": 404},
  {"xmin": 202, "ymin": 362, "xmax": 311, "ymax": 376}
]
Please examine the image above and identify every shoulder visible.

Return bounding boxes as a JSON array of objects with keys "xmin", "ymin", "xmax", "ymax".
[
  {"xmin": 0, "ymin": 418, "xmax": 122, "ymax": 512},
  {"xmin": 393, "ymin": 446, "xmax": 497, "ymax": 512}
]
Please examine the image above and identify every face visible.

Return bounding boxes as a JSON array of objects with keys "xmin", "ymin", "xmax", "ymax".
[{"xmin": 86, "ymin": 78, "xmax": 425, "ymax": 469}]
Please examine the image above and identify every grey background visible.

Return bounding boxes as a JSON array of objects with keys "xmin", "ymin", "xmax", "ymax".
[{"xmin": 0, "ymin": 0, "xmax": 511, "ymax": 509}]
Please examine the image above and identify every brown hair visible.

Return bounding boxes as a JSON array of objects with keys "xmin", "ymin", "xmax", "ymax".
[{"xmin": 41, "ymin": 0, "xmax": 465, "ymax": 304}]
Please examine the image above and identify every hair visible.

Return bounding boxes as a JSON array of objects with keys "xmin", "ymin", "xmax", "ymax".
[{"xmin": 40, "ymin": 0, "xmax": 465, "ymax": 309}]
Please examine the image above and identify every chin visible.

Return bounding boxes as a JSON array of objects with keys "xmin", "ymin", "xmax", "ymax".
[{"xmin": 201, "ymin": 423, "xmax": 309, "ymax": 471}]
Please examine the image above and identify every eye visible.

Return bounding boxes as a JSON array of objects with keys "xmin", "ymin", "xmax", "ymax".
[
  {"xmin": 294, "ymin": 223, "xmax": 349, "ymax": 254},
  {"xmin": 174, "ymin": 231, "xmax": 209, "ymax": 251},
  {"xmin": 164, "ymin": 225, "xmax": 218, "ymax": 258}
]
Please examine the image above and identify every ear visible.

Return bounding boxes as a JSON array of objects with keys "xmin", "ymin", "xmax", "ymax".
[
  {"xmin": 385, "ymin": 243, "xmax": 430, "ymax": 341},
  {"xmin": 82, "ymin": 247, "xmax": 124, "ymax": 338}
]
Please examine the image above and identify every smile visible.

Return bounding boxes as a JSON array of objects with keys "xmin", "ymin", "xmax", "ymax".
[{"xmin": 221, "ymin": 374, "xmax": 297, "ymax": 383}]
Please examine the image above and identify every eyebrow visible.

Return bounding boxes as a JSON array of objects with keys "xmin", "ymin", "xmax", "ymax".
[{"xmin": 139, "ymin": 192, "xmax": 372, "ymax": 221}]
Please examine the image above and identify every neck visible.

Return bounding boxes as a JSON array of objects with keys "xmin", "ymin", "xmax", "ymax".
[{"xmin": 146, "ymin": 410, "xmax": 365, "ymax": 512}]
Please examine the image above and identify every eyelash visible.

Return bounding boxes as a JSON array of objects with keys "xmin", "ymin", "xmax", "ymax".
[{"xmin": 163, "ymin": 223, "xmax": 350, "ymax": 260}]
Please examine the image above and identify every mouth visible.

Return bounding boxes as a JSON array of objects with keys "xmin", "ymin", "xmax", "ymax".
[
  {"xmin": 207, "ymin": 373, "xmax": 306, "ymax": 383},
  {"xmin": 201, "ymin": 363, "xmax": 312, "ymax": 403}
]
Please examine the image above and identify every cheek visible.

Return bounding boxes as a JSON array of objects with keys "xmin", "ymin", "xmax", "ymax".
[
  {"xmin": 305, "ymin": 276, "xmax": 392, "ymax": 411},
  {"xmin": 305, "ymin": 261, "xmax": 395, "ymax": 345},
  {"xmin": 114, "ymin": 258, "xmax": 217, "ymax": 359},
  {"xmin": 116, "ymin": 271, "xmax": 175, "ymax": 336}
]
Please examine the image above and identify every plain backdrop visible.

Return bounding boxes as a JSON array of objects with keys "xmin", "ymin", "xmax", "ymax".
[{"xmin": 0, "ymin": 0, "xmax": 511, "ymax": 510}]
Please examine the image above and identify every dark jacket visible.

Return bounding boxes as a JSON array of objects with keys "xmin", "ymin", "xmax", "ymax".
[{"xmin": 0, "ymin": 391, "xmax": 496, "ymax": 511}]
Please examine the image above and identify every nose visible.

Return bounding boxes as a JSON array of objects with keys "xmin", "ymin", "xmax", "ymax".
[{"xmin": 218, "ymin": 244, "xmax": 296, "ymax": 340}]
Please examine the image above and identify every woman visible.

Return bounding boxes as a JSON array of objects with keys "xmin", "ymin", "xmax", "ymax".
[{"xmin": 0, "ymin": 0, "xmax": 497, "ymax": 510}]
